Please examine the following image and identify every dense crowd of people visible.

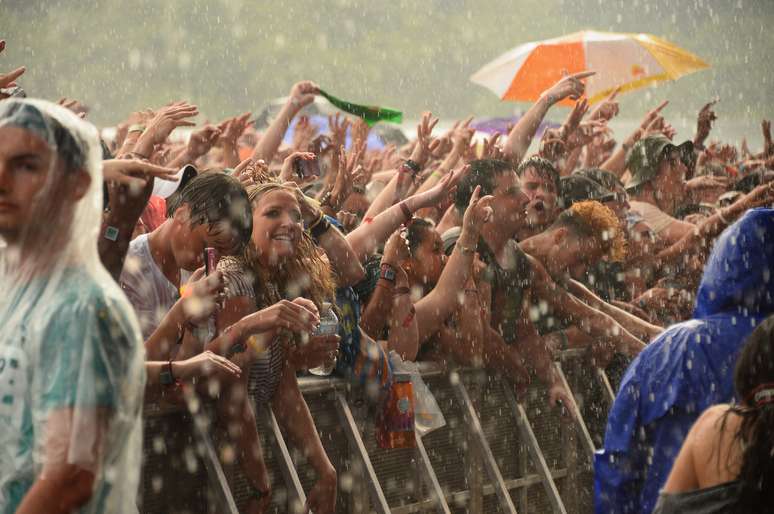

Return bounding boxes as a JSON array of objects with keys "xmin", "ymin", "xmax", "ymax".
[{"xmin": 1, "ymin": 36, "xmax": 773, "ymax": 514}]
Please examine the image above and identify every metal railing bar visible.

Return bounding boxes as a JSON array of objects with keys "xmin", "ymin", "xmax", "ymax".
[
  {"xmin": 415, "ymin": 432, "xmax": 452, "ymax": 514},
  {"xmin": 501, "ymin": 385, "xmax": 568, "ymax": 514},
  {"xmin": 334, "ymin": 392, "xmax": 392, "ymax": 514},
  {"xmin": 596, "ymin": 367, "xmax": 616, "ymax": 405},
  {"xmin": 553, "ymin": 362, "xmax": 597, "ymax": 457},
  {"xmin": 389, "ymin": 469, "xmax": 570, "ymax": 514},
  {"xmin": 189, "ymin": 410, "xmax": 240, "ymax": 514},
  {"xmin": 450, "ymin": 379, "xmax": 518, "ymax": 514}
]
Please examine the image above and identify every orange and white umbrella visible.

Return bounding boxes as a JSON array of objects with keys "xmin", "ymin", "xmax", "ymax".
[{"xmin": 471, "ymin": 30, "xmax": 709, "ymax": 105}]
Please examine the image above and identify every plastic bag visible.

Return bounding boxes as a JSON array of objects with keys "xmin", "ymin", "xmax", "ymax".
[{"xmin": 389, "ymin": 352, "xmax": 446, "ymax": 437}]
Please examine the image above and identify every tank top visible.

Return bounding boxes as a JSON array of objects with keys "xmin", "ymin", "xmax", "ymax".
[{"xmin": 478, "ymin": 239, "xmax": 532, "ymax": 345}]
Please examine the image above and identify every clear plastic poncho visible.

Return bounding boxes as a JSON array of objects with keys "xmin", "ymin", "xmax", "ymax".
[{"xmin": 0, "ymin": 99, "xmax": 146, "ymax": 513}]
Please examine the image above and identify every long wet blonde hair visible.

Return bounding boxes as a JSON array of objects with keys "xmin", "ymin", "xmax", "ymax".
[{"xmin": 243, "ymin": 181, "xmax": 336, "ymax": 310}]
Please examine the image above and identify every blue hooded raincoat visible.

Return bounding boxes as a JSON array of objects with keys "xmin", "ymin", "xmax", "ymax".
[{"xmin": 594, "ymin": 208, "xmax": 774, "ymax": 514}]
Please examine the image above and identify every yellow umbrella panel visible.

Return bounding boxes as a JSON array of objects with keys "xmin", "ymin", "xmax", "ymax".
[{"xmin": 470, "ymin": 30, "xmax": 710, "ymax": 105}]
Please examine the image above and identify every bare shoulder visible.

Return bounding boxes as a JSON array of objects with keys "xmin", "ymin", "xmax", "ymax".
[{"xmin": 690, "ymin": 404, "xmax": 743, "ymax": 482}]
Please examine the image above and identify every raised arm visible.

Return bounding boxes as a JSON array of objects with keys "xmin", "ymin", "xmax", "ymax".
[
  {"xmin": 251, "ymin": 81, "xmax": 318, "ymax": 163},
  {"xmin": 415, "ymin": 185, "xmax": 491, "ymax": 344},
  {"xmin": 297, "ymin": 190, "xmax": 365, "ymax": 286},
  {"xmin": 502, "ymin": 71, "xmax": 594, "ymax": 165},
  {"xmin": 346, "ymin": 165, "xmax": 467, "ymax": 263}
]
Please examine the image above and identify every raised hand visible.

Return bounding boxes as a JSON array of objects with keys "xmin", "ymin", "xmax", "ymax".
[
  {"xmin": 218, "ymin": 112, "xmax": 252, "ymax": 148},
  {"xmin": 288, "ymin": 80, "xmax": 320, "ymax": 110},
  {"xmin": 328, "ymin": 113, "xmax": 350, "ymax": 149},
  {"xmin": 416, "ymin": 163, "xmax": 471, "ymax": 209},
  {"xmin": 461, "ymin": 185, "xmax": 493, "ymax": 237},
  {"xmin": 589, "ymin": 87, "xmax": 621, "ymax": 122},
  {"xmin": 292, "ymin": 115, "xmax": 319, "ymax": 152},
  {"xmin": 566, "ymin": 120, "xmax": 609, "ymax": 151},
  {"xmin": 541, "ymin": 70, "xmax": 596, "ymax": 106},
  {"xmin": 135, "ymin": 101, "xmax": 199, "ymax": 156},
  {"xmin": 336, "ymin": 211, "xmax": 359, "ymax": 232},
  {"xmin": 382, "ymin": 229, "xmax": 411, "ymax": 266},
  {"xmin": 351, "ymin": 118, "xmax": 371, "ymax": 157},
  {"xmin": 102, "ymin": 159, "xmax": 178, "ymax": 188},
  {"xmin": 279, "ymin": 151, "xmax": 318, "ymax": 184},
  {"xmin": 639, "ymin": 100, "xmax": 669, "ymax": 132},
  {"xmin": 481, "ymin": 133, "xmax": 503, "ymax": 160},
  {"xmin": 408, "ymin": 111, "xmax": 440, "ymax": 168},
  {"xmin": 187, "ymin": 124, "xmax": 221, "ymax": 158},
  {"xmin": 695, "ymin": 99, "xmax": 718, "ymax": 147},
  {"xmin": 57, "ymin": 97, "xmax": 88, "ymax": 118},
  {"xmin": 327, "ymin": 146, "xmax": 362, "ymax": 211},
  {"xmin": 0, "ymin": 40, "xmax": 25, "ymax": 92}
]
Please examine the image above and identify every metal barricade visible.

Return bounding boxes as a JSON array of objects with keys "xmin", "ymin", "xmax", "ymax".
[{"xmin": 140, "ymin": 352, "xmax": 614, "ymax": 513}]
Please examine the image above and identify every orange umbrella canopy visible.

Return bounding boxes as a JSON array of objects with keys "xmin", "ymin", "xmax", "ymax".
[{"xmin": 471, "ymin": 30, "xmax": 710, "ymax": 105}]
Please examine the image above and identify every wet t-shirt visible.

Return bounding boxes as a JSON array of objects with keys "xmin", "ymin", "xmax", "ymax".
[{"xmin": 119, "ymin": 234, "xmax": 190, "ymax": 340}]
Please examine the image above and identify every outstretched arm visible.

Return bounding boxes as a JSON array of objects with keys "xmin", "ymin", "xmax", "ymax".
[
  {"xmin": 251, "ymin": 81, "xmax": 318, "ymax": 163},
  {"xmin": 503, "ymin": 71, "xmax": 594, "ymax": 164},
  {"xmin": 415, "ymin": 186, "xmax": 491, "ymax": 344}
]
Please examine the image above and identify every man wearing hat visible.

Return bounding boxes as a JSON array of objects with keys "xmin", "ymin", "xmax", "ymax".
[{"xmin": 626, "ymin": 135, "xmax": 697, "ymax": 247}]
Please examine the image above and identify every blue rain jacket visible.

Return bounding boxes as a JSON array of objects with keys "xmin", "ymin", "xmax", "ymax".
[{"xmin": 594, "ymin": 208, "xmax": 774, "ymax": 514}]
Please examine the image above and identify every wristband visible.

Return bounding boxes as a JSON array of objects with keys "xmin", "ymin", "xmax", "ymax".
[
  {"xmin": 160, "ymin": 359, "xmax": 179, "ymax": 387},
  {"xmin": 379, "ymin": 263, "xmax": 397, "ymax": 283},
  {"xmin": 310, "ymin": 215, "xmax": 332, "ymax": 241},
  {"xmin": 103, "ymin": 225, "xmax": 119, "ymax": 242},
  {"xmin": 399, "ymin": 201, "xmax": 412, "ymax": 221},
  {"xmin": 403, "ymin": 159, "xmax": 420, "ymax": 174}
]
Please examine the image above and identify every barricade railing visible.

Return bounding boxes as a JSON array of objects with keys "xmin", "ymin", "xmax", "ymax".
[{"xmin": 140, "ymin": 350, "xmax": 616, "ymax": 514}]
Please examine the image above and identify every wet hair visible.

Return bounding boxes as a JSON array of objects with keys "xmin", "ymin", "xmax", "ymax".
[
  {"xmin": 724, "ymin": 315, "xmax": 774, "ymax": 513},
  {"xmin": 166, "ymin": 172, "xmax": 253, "ymax": 246},
  {"xmin": 549, "ymin": 200, "xmax": 626, "ymax": 262},
  {"xmin": 404, "ymin": 218, "xmax": 435, "ymax": 256},
  {"xmin": 242, "ymin": 182, "xmax": 335, "ymax": 310},
  {"xmin": 454, "ymin": 158, "xmax": 514, "ymax": 212},
  {"xmin": 517, "ymin": 155, "xmax": 560, "ymax": 194}
]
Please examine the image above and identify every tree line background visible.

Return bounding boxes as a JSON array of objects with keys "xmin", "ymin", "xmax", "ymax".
[{"xmin": 2, "ymin": 0, "xmax": 772, "ymax": 144}]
